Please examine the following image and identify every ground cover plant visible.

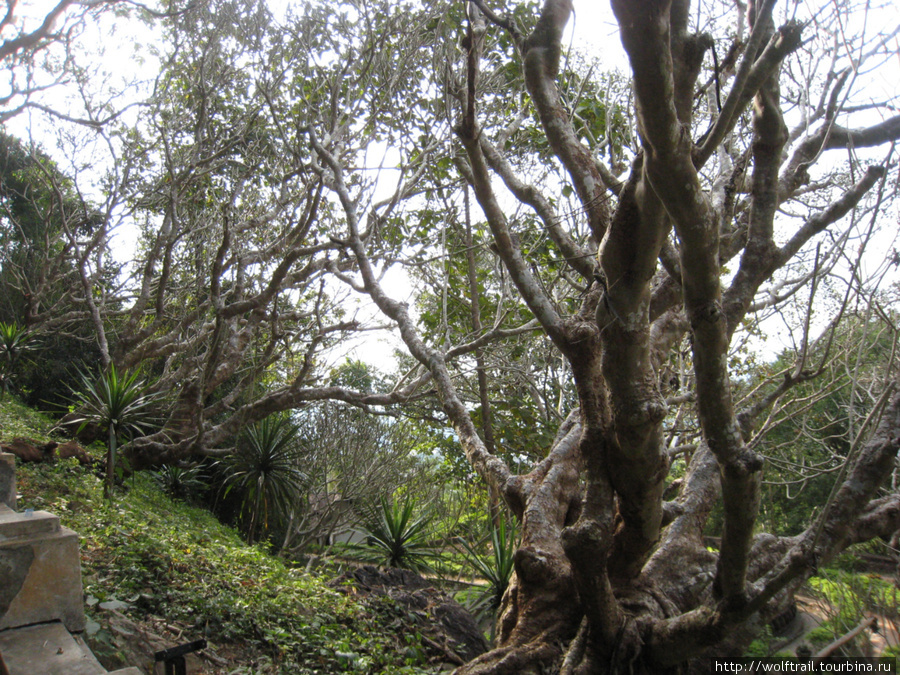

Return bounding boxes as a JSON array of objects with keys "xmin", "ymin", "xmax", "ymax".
[
  {"xmin": 18, "ymin": 461, "xmax": 443, "ymax": 673},
  {"xmin": 0, "ymin": 395, "xmax": 57, "ymax": 441},
  {"xmin": 6, "ymin": 399, "xmax": 444, "ymax": 674}
]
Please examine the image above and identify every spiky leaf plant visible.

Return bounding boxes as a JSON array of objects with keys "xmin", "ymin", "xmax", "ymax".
[
  {"xmin": 352, "ymin": 494, "xmax": 436, "ymax": 573},
  {"xmin": 152, "ymin": 464, "xmax": 207, "ymax": 502},
  {"xmin": 69, "ymin": 364, "xmax": 160, "ymax": 499},
  {"xmin": 222, "ymin": 415, "xmax": 306, "ymax": 544},
  {"xmin": 458, "ymin": 516, "xmax": 518, "ymax": 633},
  {"xmin": 0, "ymin": 321, "xmax": 34, "ymax": 398}
]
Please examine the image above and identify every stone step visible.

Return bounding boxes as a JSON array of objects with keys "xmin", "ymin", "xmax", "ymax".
[
  {"xmin": 0, "ymin": 622, "xmax": 106, "ymax": 675},
  {"xmin": 0, "ymin": 505, "xmax": 60, "ymax": 541},
  {"xmin": 0, "ymin": 523, "xmax": 85, "ymax": 633}
]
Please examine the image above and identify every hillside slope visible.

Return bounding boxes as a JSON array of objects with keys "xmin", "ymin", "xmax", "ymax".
[{"xmin": 2, "ymin": 396, "xmax": 454, "ymax": 674}]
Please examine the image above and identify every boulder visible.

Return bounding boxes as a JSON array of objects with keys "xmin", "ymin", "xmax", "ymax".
[
  {"xmin": 56, "ymin": 413, "xmax": 102, "ymax": 445},
  {"xmin": 55, "ymin": 441, "xmax": 93, "ymax": 466},
  {"xmin": 0, "ymin": 438, "xmax": 56, "ymax": 463},
  {"xmin": 0, "ymin": 439, "xmax": 92, "ymax": 466},
  {"xmin": 331, "ymin": 565, "xmax": 488, "ymax": 666}
]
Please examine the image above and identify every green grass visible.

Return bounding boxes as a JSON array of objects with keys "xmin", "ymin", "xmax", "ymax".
[{"xmin": 4, "ymin": 395, "xmax": 440, "ymax": 674}]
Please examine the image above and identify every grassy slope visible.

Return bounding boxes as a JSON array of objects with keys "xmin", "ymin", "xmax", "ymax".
[{"xmin": 2, "ymin": 396, "xmax": 437, "ymax": 674}]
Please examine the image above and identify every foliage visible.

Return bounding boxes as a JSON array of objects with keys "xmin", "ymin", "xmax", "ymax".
[
  {"xmin": 349, "ymin": 495, "xmax": 436, "ymax": 573},
  {"xmin": 19, "ymin": 332, "xmax": 104, "ymax": 413},
  {"xmin": 283, "ymin": 402, "xmax": 436, "ymax": 556},
  {"xmin": 744, "ymin": 625, "xmax": 776, "ymax": 658},
  {"xmin": 457, "ymin": 516, "xmax": 518, "ymax": 630},
  {"xmin": 0, "ymin": 393, "xmax": 58, "ymax": 442},
  {"xmin": 15, "ymin": 462, "xmax": 438, "ymax": 674},
  {"xmin": 68, "ymin": 365, "xmax": 160, "ymax": 499},
  {"xmin": 0, "ymin": 321, "xmax": 34, "ymax": 398},
  {"xmin": 221, "ymin": 415, "xmax": 306, "ymax": 545},
  {"xmin": 4, "ymin": 384, "xmax": 439, "ymax": 674},
  {"xmin": 753, "ymin": 312, "xmax": 900, "ymax": 535},
  {"xmin": 807, "ymin": 569, "xmax": 900, "ymax": 647},
  {"xmin": 6, "ymin": 0, "xmax": 900, "ymax": 669},
  {"xmin": 151, "ymin": 464, "xmax": 208, "ymax": 503},
  {"xmin": 0, "ymin": 132, "xmax": 108, "ymax": 410}
]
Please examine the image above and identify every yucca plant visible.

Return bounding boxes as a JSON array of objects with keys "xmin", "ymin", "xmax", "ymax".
[
  {"xmin": 69, "ymin": 364, "xmax": 160, "ymax": 499},
  {"xmin": 152, "ymin": 464, "xmax": 207, "ymax": 502},
  {"xmin": 222, "ymin": 415, "xmax": 306, "ymax": 544},
  {"xmin": 459, "ymin": 516, "xmax": 519, "ymax": 633},
  {"xmin": 351, "ymin": 494, "xmax": 436, "ymax": 573},
  {"xmin": 0, "ymin": 321, "xmax": 34, "ymax": 399}
]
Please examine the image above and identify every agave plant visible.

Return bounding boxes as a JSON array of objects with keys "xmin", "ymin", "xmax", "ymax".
[
  {"xmin": 352, "ymin": 494, "xmax": 436, "ymax": 573},
  {"xmin": 458, "ymin": 516, "xmax": 518, "ymax": 632},
  {"xmin": 69, "ymin": 364, "xmax": 160, "ymax": 499},
  {"xmin": 222, "ymin": 415, "xmax": 306, "ymax": 544},
  {"xmin": 0, "ymin": 321, "xmax": 34, "ymax": 399}
]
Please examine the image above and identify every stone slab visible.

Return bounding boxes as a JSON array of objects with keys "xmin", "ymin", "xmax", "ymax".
[
  {"xmin": 0, "ymin": 508, "xmax": 60, "ymax": 541},
  {"xmin": 0, "ymin": 526, "xmax": 86, "ymax": 632},
  {"xmin": 0, "ymin": 622, "xmax": 105, "ymax": 675},
  {"xmin": 0, "ymin": 455, "xmax": 13, "ymax": 510},
  {"xmin": 108, "ymin": 670, "xmax": 143, "ymax": 675}
]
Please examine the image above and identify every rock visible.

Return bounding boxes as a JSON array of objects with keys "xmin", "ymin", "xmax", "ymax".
[
  {"xmin": 55, "ymin": 441, "xmax": 93, "ymax": 465},
  {"xmin": 332, "ymin": 565, "xmax": 488, "ymax": 665},
  {"xmin": 0, "ymin": 438, "xmax": 56, "ymax": 463},
  {"xmin": 56, "ymin": 413, "xmax": 102, "ymax": 445},
  {"xmin": 0, "ymin": 439, "xmax": 93, "ymax": 466},
  {"xmin": 98, "ymin": 599, "xmax": 131, "ymax": 612}
]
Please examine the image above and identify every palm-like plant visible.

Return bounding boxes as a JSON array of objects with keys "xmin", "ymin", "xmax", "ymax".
[
  {"xmin": 223, "ymin": 415, "xmax": 306, "ymax": 544},
  {"xmin": 459, "ymin": 517, "xmax": 518, "ymax": 632},
  {"xmin": 152, "ymin": 464, "xmax": 207, "ymax": 502},
  {"xmin": 0, "ymin": 321, "xmax": 34, "ymax": 399},
  {"xmin": 69, "ymin": 364, "xmax": 160, "ymax": 499},
  {"xmin": 353, "ymin": 495, "xmax": 435, "ymax": 572}
]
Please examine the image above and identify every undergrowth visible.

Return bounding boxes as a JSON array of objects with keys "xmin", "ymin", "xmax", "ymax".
[
  {"xmin": 0, "ymin": 395, "xmax": 59, "ymax": 442},
  {"xmin": 6, "ymin": 398, "xmax": 439, "ymax": 674}
]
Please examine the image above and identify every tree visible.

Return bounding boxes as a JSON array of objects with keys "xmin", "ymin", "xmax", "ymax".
[
  {"xmin": 753, "ymin": 303, "xmax": 900, "ymax": 535},
  {"xmin": 0, "ymin": 130, "xmax": 108, "ymax": 407},
  {"xmin": 0, "ymin": 0, "xmax": 114, "ymax": 121},
  {"xmin": 293, "ymin": 0, "xmax": 900, "ymax": 672},
  {"xmin": 280, "ymin": 401, "xmax": 430, "ymax": 556},
  {"xmin": 1, "ymin": 0, "xmax": 371, "ymax": 460},
  {"xmin": 9, "ymin": 0, "xmax": 900, "ymax": 669}
]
